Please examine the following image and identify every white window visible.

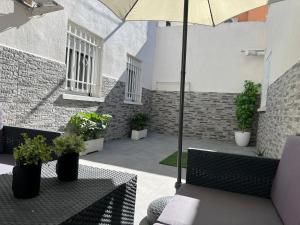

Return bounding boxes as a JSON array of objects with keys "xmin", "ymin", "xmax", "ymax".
[
  {"xmin": 65, "ymin": 21, "xmax": 102, "ymax": 96},
  {"xmin": 125, "ymin": 55, "xmax": 142, "ymax": 103},
  {"xmin": 260, "ymin": 51, "xmax": 272, "ymax": 110}
]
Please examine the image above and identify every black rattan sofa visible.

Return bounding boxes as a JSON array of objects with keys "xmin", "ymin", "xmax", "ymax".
[
  {"xmin": 154, "ymin": 136, "xmax": 300, "ymax": 225},
  {"xmin": 0, "ymin": 126, "xmax": 61, "ymax": 169}
]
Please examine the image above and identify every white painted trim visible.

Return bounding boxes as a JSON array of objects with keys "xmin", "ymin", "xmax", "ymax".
[
  {"xmin": 260, "ymin": 51, "xmax": 272, "ymax": 109},
  {"xmin": 65, "ymin": 21, "xmax": 103, "ymax": 96},
  {"xmin": 62, "ymin": 94, "xmax": 104, "ymax": 102},
  {"xmin": 258, "ymin": 106, "xmax": 267, "ymax": 112},
  {"xmin": 124, "ymin": 100, "xmax": 143, "ymax": 106},
  {"xmin": 0, "ymin": 44, "xmax": 65, "ymax": 65},
  {"xmin": 125, "ymin": 55, "xmax": 143, "ymax": 103},
  {"xmin": 102, "ymin": 74, "xmax": 118, "ymax": 81}
]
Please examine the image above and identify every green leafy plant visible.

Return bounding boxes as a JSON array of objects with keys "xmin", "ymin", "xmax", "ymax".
[
  {"xmin": 53, "ymin": 135, "xmax": 85, "ymax": 155},
  {"xmin": 256, "ymin": 148, "xmax": 266, "ymax": 157},
  {"xmin": 130, "ymin": 113, "xmax": 149, "ymax": 131},
  {"xmin": 13, "ymin": 133, "xmax": 52, "ymax": 166},
  {"xmin": 235, "ymin": 80, "xmax": 261, "ymax": 132},
  {"xmin": 66, "ymin": 112, "xmax": 112, "ymax": 141}
]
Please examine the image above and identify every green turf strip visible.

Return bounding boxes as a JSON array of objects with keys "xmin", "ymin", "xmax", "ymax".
[{"xmin": 159, "ymin": 152, "xmax": 188, "ymax": 168}]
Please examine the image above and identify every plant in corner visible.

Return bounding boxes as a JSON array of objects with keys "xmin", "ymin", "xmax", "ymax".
[
  {"xmin": 53, "ymin": 135, "xmax": 85, "ymax": 182},
  {"xmin": 12, "ymin": 134, "xmax": 52, "ymax": 199},
  {"xmin": 256, "ymin": 148, "xmax": 266, "ymax": 157},
  {"xmin": 65, "ymin": 112, "xmax": 112, "ymax": 155},
  {"xmin": 235, "ymin": 80, "xmax": 261, "ymax": 147},
  {"xmin": 130, "ymin": 113, "xmax": 149, "ymax": 140}
]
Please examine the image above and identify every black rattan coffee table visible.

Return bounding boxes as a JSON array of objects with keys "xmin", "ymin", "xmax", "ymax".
[{"xmin": 0, "ymin": 161, "xmax": 137, "ymax": 225}]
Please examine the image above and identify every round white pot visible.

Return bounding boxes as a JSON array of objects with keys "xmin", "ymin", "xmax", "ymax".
[{"xmin": 235, "ymin": 131, "xmax": 251, "ymax": 147}]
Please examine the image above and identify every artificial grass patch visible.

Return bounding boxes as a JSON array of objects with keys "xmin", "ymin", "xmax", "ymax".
[{"xmin": 159, "ymin": 152, "xmax": 188, "ymax": 168}]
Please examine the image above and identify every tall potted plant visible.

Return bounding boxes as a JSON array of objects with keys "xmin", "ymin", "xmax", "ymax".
[
  {"xmin": 12, "ymin": 134, "xmax": 52, "ymax": 199},
  {"xmin": 66, "ymin": 112, "xmax": 112, "ymax": 155},
  {"xmin": 53, "ymin": 135, "xmax": 85, "ymax": 181},
  {"xmin": 130, "ymin": 113, "xmax": 149, "ymax": 140},
  {"xmin": 234, "ymin": 80, "xmax": 261, "ymax": 147}
]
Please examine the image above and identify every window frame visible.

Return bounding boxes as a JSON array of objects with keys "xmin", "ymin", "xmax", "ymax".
[
  {"xmin": 65, "ymin": 21, "xmax": 103, "ymax": 97},
  {"xmin": 125, "ymin": 54, "xmax": 143, "ymax": 104},
  {"xmin": 259, "ymin": 50, "xmax": 272, "ymax": 111}
]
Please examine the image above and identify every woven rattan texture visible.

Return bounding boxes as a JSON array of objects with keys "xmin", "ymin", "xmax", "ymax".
[
  {"xmin": 0, "ymin": 162, "xmax": 137, "ymax": 225},
  {"xmin": 2, "ymin": 126, "xmax": 61, "ymax": 154},
  {"xmin": 186, "ymin": 149, "xmax": 279, "ymax": 198}
]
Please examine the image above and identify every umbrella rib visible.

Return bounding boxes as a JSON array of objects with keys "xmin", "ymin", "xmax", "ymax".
[
  {"xmin": 207, "ymin": 0, "xmax": 215, "ymax": 27},
  {"xmin": 124, "ymin": 0, "xmax": 139, "ymax": 20}
]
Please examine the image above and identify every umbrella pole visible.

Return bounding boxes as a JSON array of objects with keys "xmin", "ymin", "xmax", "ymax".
[{"xmin": 175, "ymin": 0, "xmax": 189, "ymax": 189}]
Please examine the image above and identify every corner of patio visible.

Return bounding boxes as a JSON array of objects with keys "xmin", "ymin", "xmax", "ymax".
[{"xmin": 79, "ymin": 132, "xmax": 256, "ymax": 224}]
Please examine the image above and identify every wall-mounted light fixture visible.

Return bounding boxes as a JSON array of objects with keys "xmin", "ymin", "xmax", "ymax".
[
  {"xmin": 17, "ymin": 0, "xmax": 64, "ymax": 16},
  {"xmin": 241, "ymin": 49, "xmax": 265, "ymax": 56}
]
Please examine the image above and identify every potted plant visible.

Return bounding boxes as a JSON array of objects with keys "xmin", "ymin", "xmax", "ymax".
[
  {"xmin": 130, "ymin": 113, "xmax": 149, "ymax": 140},
  {"xmin": 256, "ymin": 148, "xmax": 266, "ymax": 157},
  {"xmin": 234, "ymin": 80, "xmax": 261, "ymax": 147},
  {"xmin": 12, "ymin": 134, "xmax": 52, "ymax": 199},
  {"xmin": 65, "ymin": 112, "xmax": 112, "ymax": 155},
  {"xmin": 53, "ymin": 135, "xmax": 85, "ymax": 181}
]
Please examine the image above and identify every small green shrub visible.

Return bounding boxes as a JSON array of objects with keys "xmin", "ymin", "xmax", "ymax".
[
  {"xmin": 66, "ymin": 112, "xmax": 112, "ymax": 141},
  {"xmin": 13, "ymin": 133, "xmax": 52, "ymax": 165},
  {"xmin": 53, "ymin": 135, "xmax": 85, "ymax": 155},
  {"xmin": 235, "ymin": 80, "xmax": 261, "ymax": 132},
  {"xmin": 256, "ymin": 148, "xmax": 266, "ymax": 157},
  {"xmin": 130, "ymin": 113, "xmax": 149, "ymax": 131}
]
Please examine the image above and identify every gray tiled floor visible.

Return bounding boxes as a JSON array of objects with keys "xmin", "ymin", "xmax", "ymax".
[{"xmin": 81, "ymin": 133, "xmax": 256, "ymax": 224}]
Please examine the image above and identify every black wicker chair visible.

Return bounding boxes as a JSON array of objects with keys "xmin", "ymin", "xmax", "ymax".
[
  {"xmin": 154, "ymin": 136, "xmax": 300, "ymax": 225},
  {"xmin": 0, "ymin": 126, "xmax": 61, "ymax": 155},
  {"xmin": 186, "ymin": 148, "xmax": 279, "ymax": 198}
]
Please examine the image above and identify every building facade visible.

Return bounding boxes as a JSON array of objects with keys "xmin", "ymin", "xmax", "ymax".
[
  {"xmin": 0, "ymin": 0, "xmax": 156, "ymax": 140},
  {"xmin": 151, "ymin": 22, "xmax": 265, "ymax": 144},
  {"xmin": 257, "ymin": 0, "xmax": 300, "ymax": 158},
  {"xmin": 0, "ymin": 0, "xmax": 299, "ymax": 158}
]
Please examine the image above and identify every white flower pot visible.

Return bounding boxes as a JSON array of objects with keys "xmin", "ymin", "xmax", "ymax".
[
  {"xmin": 235, "ymin": 131, "xmax": 251, "ymax": 147},
  {"xmin": 131, "ymin": 129, "xmax": 147, "ymax": 141},
  {"xmin": 80, "ymin": 138, "xmax": 104, "ymax": 156}
]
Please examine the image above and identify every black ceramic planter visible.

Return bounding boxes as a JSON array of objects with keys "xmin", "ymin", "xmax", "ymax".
[
  {"xmin": 12, "ymin": 162, "xmax": 42, "ymax": 199},
  {"xmin": 56, "ymin": 152, "xmax": 79, "ymax": 182}
]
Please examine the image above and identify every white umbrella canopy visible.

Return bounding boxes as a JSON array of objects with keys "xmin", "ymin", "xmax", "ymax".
[
  {"xmin": 99, "ymin": 0, "xmax": 282, "ymax": 25},
  {"xmin": 98, "ymin": 0, "xmax": 284, "ymax": 188}
]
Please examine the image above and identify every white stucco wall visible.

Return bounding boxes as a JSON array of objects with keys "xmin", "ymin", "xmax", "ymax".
[
  {"xmin": 266, "ymin": 0, "xmax": 300, "ymax": 84},
  {"xmin": 152, "ymin": 22, "xmax": 266, "ymax": 93},
  {"xmin": 0, "ymin": 0, "xmax": 66, "ymax": 63},
  {"xmin": 0, "ymin": 0, "xmax": 156, "ymax": 89}
]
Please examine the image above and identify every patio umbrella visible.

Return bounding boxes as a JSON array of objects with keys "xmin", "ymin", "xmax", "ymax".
[{"xmin": 98, "ymin": 0, "xmax": 284, "ymax": 188}]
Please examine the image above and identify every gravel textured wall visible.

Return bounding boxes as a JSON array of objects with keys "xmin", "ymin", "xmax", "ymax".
[
  {"xmin": 150, "ymin": 91, "xmax": 258, "ymax": 144},
  {"xmin": 0, "ymin": 46, "xmax": 151, "ymax": 140},
  {"xmin": 257, "ymin": 62, "xmax": 300, "ymax": 158}
]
